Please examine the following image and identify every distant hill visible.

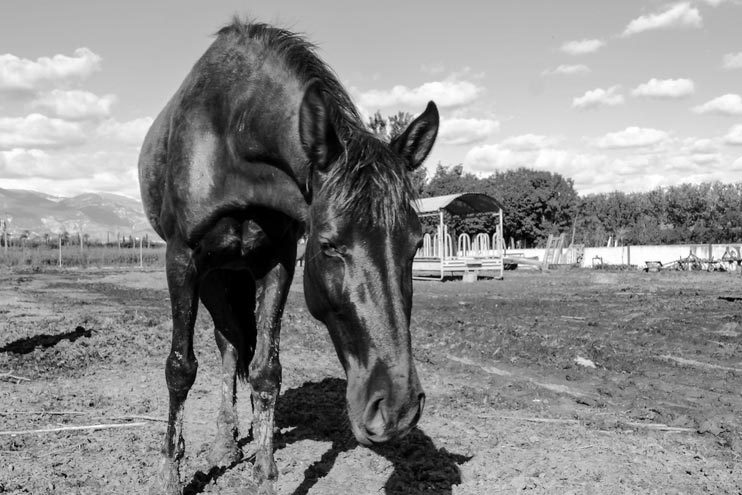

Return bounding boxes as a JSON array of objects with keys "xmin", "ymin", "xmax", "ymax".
[{"xmin": 0, "ymin": 188, "xmax": 161, "ymax": 242}]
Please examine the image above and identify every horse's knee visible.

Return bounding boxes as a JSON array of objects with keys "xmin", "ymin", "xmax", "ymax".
[{"xmin": 165, "ymin": 352, "xmax": 198, "ymax": 397}]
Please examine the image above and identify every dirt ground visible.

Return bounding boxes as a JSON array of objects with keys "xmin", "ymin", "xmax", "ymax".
[{"xmin": 1, "ymin": 266, "xmax": 741, "ymax": 494}]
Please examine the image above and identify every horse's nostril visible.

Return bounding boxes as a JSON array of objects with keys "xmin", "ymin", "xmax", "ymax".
[
  {"xmin": 364, "ymin": 395, "xmax": 387, "ymax": 437},
  {"xmin": 411, "ymin": 393, "xmax": 425, "ymax": 427}
]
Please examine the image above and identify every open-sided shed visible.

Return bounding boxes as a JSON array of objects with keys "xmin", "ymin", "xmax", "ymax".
[{"xmin": 412, "ymin": 192, "xmax": 505, "ymax": 280}]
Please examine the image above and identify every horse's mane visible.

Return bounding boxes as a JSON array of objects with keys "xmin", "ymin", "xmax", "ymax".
[{"xmin": 217, "ymin": 18, "xmax": 417, "ymax": 227}]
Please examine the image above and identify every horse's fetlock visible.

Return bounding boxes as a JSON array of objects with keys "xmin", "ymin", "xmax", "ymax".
[
  {"xmin": 249, "ymin": 378, "xmax": 279, "ymax": 401},
  {"xmin": 248, "ymin": 360, "xmax": 281, "ymax": 394}
]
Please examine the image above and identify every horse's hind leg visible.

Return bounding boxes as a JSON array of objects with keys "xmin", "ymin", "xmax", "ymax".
[
  {"xmin": 151, "ymin": 241, "xmax": 199, "ymax": 495},
  {"xmin": 199, "ymin": 271, "xmax": 256, "ymax": 468}
]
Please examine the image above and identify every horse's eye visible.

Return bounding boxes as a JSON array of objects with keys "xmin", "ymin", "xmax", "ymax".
[{"xmin": 320, "ymin": 241, "xmax": 344, "ymax": 257}]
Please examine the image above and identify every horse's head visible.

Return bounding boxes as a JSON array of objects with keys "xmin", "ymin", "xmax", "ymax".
[{"xmin": 298, "ymin": 82, "xmax": 438, "ymax": 445}]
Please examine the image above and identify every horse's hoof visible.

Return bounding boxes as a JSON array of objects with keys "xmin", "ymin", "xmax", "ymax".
[
  {"xmin": 252, "ymin": 454, "xmax": 278, "ymax": 488},
  {"xmin": 207, "ymin": 438, "xmax": 243, "ymax": 468},
  {"xmin": 256, "ymin": 480, "xmax": 276, "ymax": 495},
  {"xmin": 148, "ymin": 473, "xmax": 182, "ymax": 495},
  {"xmin": 149, "ymin": 457, "xmax": 182, "ymax": 495}
]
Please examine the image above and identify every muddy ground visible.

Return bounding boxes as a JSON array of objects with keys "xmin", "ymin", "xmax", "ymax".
[{"xmin": 1, "ymin": 267, "xmax": 741, "ymax": 494}]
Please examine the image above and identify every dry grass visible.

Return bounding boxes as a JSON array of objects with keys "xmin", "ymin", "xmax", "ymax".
[{"xmin": 0, "ymin": 245, "xmax": 166, "ymax": 269}]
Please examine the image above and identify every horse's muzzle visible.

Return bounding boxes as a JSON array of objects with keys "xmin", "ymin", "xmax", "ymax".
[
  {"xmin": 349, "ymin": 377, "xmax": 425, "ymax": 446},
  {"xmin": 362, "ymin": 391, "xmax": 426, "ymax": 444}
]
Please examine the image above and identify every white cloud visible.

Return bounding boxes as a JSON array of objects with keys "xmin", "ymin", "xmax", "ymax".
[
  {"xmin": 0, "ymin": 148, "xmax": 132, "ymax": 180},
  {"xmin": 357, "ymin": 79, "xmax": 483, "ymax": 110},
  {"xmin": 722, "ymin": 52, "xmax": 742, "ymax": 70},
  {"xmin": 500, "ymin": 134, "xmax": 561, "ymax": 151},
  {"xmin": 438, "ymin": 118, "xmax": 499, "ymax": 145},
  {"xmin": 725, "ymin": 124, "xmax": 742, "ymax": 144},
  {"xmin": 0, "ymin": 114, "xmax": 86, "ymax": 150},
  {"xmin": 32, "ymin": 89, "xmax": 116, "ymax": 120},
  {"xmin": 572, "ymin": 86, "xmax": 625, "ymax": 109},
  {"xmin": 0, "ymin": 148, "xmax": 141, "ymax": 199},
  {"xmin": 541, "ymin": 64, "xmax": 591, "ymax": 76},
  {"xmin": 631, "ymin": 78, "xmax": 695, "ymax": 98},
  {"xmin": 622, "ymin": 3, "xmax": 702, "ymax": 37},
  {"xmin": 0, "ymin": 48, "xmax": 101, "ymax": 92},
  {"xmin": 462, "ymin": 145, "xmax": 529, "ymax": 173},
  {"xmin": 463, "ymin": 143, "xmax": 606, "ymax": 182},
  {"xmin": 97, "ymin": 117, "xmax": 153, "ymax": 145},
  {"xmin": 692, "ymin": 94, "xmax": 742, "ymax": 115},
  {"xmin": 700, "ymin": 0, "xmax": 732, "ymax": 6},
  {"xmin": 459, "ymin": 132, "xmax": 742, "ymax": 195},
  {"xmin": 560, "ymin": 39, "xmax": 605, "ymax": 55},
  {"xmin": 688, "ymin": 138, "xmax": 717, "ymax": 153},
  {"xmin": 690, "ymin": 152, "xmax": 720, "ymax": 164},
  {"xmin": 594, "ymin": 127, "xmax": 669, "ymax": 149}
]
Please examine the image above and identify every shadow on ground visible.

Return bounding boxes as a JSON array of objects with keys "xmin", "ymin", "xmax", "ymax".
[
  {"xmin": 0, "ymin": 325, "xmax": 91, "ymax": 354},
  {"xmin": 277, "ymin": 378, "xmax": 471, "ymax": 495},
  {"xmin": 184, "ymin": 377, "xmax": 470, "ymax": 495}
]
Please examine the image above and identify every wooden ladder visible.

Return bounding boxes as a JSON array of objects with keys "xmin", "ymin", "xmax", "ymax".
[{"xmin": 542, "ymin": 233, "xmax": 566, "ymax": 269}]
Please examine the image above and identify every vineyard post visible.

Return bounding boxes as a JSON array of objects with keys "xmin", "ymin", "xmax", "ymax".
[
  {"xmin": 58, "ymin": 235, "xmax": 62, "ymax": 267},
  {"xmin": 2, "ymin": 213, "xmax": 8, "ymax": 255},
  {"xmin": 139, "ymin": 235, "xmax": 143, "ymax": 268}
]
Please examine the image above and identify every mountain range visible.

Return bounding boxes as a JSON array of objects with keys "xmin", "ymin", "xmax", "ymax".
[{"xmin": 0, "ymin": 188, "xmax": 161, "ymax": 242}]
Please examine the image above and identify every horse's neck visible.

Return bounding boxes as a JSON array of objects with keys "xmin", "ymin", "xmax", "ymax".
[{"xmin": 235, "ymin": 66, "xmax": 310, "ymax": 190}]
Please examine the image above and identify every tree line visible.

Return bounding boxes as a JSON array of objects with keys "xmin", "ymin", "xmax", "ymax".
[{"xmin": 369, "ymin": 111, "xmax": 742, "ymax": 248}]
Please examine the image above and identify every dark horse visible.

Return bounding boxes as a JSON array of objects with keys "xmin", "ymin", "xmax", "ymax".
[{"xmin": 138, "ymin": 19, "xmax": 438, "ymax": 495}]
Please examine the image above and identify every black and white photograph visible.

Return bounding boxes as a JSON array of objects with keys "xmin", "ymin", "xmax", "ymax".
[{"xmin": 1, "ymin": 1, "xmax": 741, "ymax": 493}]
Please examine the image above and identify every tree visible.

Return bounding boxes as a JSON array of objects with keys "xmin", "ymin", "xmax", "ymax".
[
  {"xmin": 367, "ymin": 110, "xmax": 427, "ymax": 194},
  {"xmin": 485, "ymin": 168, "xmax": 578, "ymax": 247},
  {"xmin": 367, "ymin": 111, "xmax": 387, "ymax": 138},
  {"xmin": 367, "ymin": 110, "xmax": 414, "ymax": 142}
]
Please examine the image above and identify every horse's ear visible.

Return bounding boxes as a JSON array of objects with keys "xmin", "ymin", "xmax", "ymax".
[
  {"xmin": 390, "ymin": 101, "xmax": 439, "ymax": 171},
  {"xmin": 299, "ymin": 81, "xmax": 342, "ymax": 171}
]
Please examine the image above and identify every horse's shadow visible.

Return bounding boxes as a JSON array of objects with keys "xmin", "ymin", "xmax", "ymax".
[{"xmin": 186, "ymin": 377, "xmax": 471, "ymax": 495}]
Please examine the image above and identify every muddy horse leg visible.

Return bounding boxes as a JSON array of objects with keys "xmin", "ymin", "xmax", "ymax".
[
  {"xmin": 151, "ymin": 242, "xmax": 199, "ymax": 495},
  {"xmin": 200, "ymin": 272, "xmax": 256, "ymax": 467},
  {"xmin": 208, "ymin": 331, "xmax": 242, "ymax": 466},
  {"xmin": 249, "ymin": 259, "xmax": 293, "ymax": 493}
]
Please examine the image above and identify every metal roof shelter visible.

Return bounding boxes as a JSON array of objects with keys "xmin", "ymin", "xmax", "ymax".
[
  {"xmin": 412, "ymin": 192, "xmax": 505, "ymax": 280},
  {"xmin": 413, "ymin": 192, "xmax": 504, "ymax": 218}
]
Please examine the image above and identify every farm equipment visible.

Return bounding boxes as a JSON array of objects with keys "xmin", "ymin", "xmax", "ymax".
[{"xmin": 646, "ymin": 246, "xmax": 741, "ymax": 273}]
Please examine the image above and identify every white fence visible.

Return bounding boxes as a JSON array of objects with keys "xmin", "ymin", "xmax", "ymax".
[{"xmin": 510, "ymin": 243, "xmax": 742, "ymax": 269}]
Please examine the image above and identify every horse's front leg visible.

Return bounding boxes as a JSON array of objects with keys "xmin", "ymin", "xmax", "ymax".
[
  {"xmin": 150, "ymin": 241, "xmax": 199, "ymax": 495},
  {"xmin": 249, "ymin": 259, "xmax": 293, "ymax": 493}
]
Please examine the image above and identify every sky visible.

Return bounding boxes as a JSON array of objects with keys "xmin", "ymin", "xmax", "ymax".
[{"xmin": 0, "ymin": 0, "xmax": 741, "ymax": 200}]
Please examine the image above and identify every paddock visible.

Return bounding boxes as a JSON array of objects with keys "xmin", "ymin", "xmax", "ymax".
[{"xmin": 2, "ymin": 267, "xmax": 739, "ymax": 493}]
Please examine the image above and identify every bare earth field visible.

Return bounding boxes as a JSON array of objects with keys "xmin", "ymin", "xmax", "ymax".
[{"xmin": 1, "ymin": 267, "xmax": 741, "ymax": 494}]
